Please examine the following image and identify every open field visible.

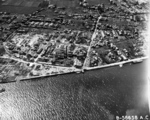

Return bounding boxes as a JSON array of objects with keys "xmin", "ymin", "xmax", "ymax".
[
  {"xmin": 1, "ymin": 0, "xmax": 110, "ymax": 7},
  {"xmin": 0, "ymin": 0, "xmax": 109, "ymax": 14},
  {"xmin": 2, "ymin": 0, "xmax": 41, "ymax": 7}
]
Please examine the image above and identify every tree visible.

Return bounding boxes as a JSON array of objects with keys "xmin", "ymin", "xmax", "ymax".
[
  {"xmin": 64, "ymin": 59, "xmax": 74, "ymax": 67},
  {"xmin": 0, "ymin": 44, "xmax": 5, "ymax": 56}
]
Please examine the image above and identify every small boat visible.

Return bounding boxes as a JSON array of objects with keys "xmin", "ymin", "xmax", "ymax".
[
  {"xmin": 119, "ymin": 64, "xmax": 123, "ymax": 67},
  {"xmin": 0, "ymin": 88, "xmax": 5, "ymax": 93}
]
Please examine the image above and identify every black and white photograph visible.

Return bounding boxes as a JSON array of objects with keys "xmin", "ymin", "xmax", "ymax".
[{"xmin": 0, "ymin": 0, "xmax": 149, "ymax": 119}]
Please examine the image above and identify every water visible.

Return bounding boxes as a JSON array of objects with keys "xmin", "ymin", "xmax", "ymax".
[{"xmin": 0, "ymin": 60, "xmax": 149, "ymax": 120}]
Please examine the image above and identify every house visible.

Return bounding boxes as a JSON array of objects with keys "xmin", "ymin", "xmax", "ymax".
[{"xmin": 74, "ymin": 58, "xmax": 83, "ymax": 68}]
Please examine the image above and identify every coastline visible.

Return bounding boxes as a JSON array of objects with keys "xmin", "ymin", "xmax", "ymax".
[
  {"xmin": 14, "ymin": 56, "xmax": 148, "ymax": 82},
  {"xmin": 83, "ymin": 56, "xmax": 148, "ymax": 70}
]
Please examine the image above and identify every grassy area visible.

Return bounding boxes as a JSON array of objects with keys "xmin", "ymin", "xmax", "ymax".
[
  {"xmin": 0, "ymin": 0, "xmax": 110, "ymax": 14},
  {"xmin": 49, "ymin": 0, "xmax": 110, "ymax": 6},
  {"xmin": 0, "ymin": 6, "xmax": 39, "ymax": 14},
  {"xmin": 0, "ymin": 0, "xmax": 39, "ymax": 14},
  {"xmin": 1, "ymin": 0, "xmax": 42, "ymax": 7}
]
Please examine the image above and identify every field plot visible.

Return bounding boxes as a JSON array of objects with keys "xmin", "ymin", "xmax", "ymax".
[
  {"xmin": 32, "ymin": 2, "xmax": 40, "ymax": 7},
  {"xmin": 2, "ymin": 0, "xmax": 41, "ymax": 7},
  {"xmin": 23, "ymin": 1, "xmax": 34, "ymax": 7},
  {"xmin": 0, "ymin": 58, "xmax": 32, "ymax": 82},
  {"xmin": 13, "ymin": 1, "xmax": 23, "ymax": 6},
  {"xmin": 49, "ymin": 0, "xmax": 110, "ymax": 7},
  {"xmin": 1, "ymin": 0, "xmax": 11, "ymax": 5},
  {"xmin": 49, "ymin": 0, "xmax": 78, "ymax": 8},
  {"xmin": 87, "ymin": 0, "xmax": 110, "ymax": 5}
]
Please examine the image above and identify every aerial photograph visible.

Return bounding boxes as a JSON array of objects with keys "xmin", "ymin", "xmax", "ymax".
[{"xmin": 0, "ymin": 0, "xmax": 149, "ymax": 119}]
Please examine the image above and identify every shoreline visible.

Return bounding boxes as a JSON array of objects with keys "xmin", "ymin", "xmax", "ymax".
[
  {"xmin": 1, "ymin": 56, "xmax": 147, "ymax": 83},
  {"xmin": 83, "ymin": 56, "xmax": 148, "ymax": 71}
]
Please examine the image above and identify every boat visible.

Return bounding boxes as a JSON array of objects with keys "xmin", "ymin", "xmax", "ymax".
[{"xmin": 119, "ymin": 64, "xmax": 123, "ymax": 67}]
